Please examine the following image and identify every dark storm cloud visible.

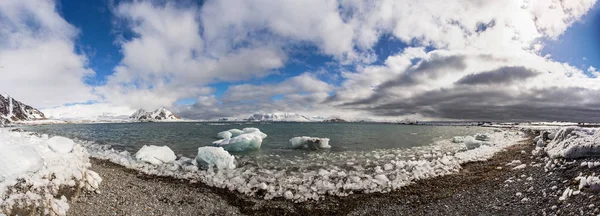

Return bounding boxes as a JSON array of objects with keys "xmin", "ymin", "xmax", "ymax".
[
  {"xmin": 377, "ymin": 55, "xmax": 468, "ymax": 89},
  {"xmin": 455, "ymin": 66, "xmax": 539, "ymax": 85},
  {"xmin": 364, "ymin": 87, "xmax": 600, "ymax": 122},
  {"xmin": 338, "ymin": 55, "xmax": 468, "ymax": 106}
]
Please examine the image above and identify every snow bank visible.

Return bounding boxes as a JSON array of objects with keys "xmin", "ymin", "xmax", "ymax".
[
  {"xmin": 135, "ymin": 145, "xmax": 177, "ymax": 165},
  {"xmin": 0, "ymin": 130, "xmax": 101, "ymax": 215},
  {"xmin": 212, "ymin": 128, "xmax": 267, "ymax": 152},
  {"xmin": 196, "ymin": 147, "xmax": 236, "ymax": 170},
  {"xmin": 289, "ymin": 136, "xmax": 331, "ymax": 150},
  {"xmin": 545, "ymin": 127, "xmax": 600, "ymax": 159}
]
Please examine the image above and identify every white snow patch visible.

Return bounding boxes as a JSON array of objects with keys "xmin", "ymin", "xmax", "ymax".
[{"xmin": 289, "ymin": 136, "xmax": 331, "ymax": 150}]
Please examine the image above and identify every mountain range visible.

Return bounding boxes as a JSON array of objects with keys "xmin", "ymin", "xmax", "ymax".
[{"xmin": 0, "ymin": 94, "xmax": 45, "ymax": 124}]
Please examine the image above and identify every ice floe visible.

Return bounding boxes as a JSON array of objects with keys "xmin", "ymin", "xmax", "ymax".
[
  {"xmin": 212, "ymin": 128, "xmax": 267, "ymax": 152},
  {"xmin": 289, "ymin": 136, "xmax": 331, "ymax": 150}
]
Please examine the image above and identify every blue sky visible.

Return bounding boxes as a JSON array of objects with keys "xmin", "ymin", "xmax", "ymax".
[{"xmin": 2, "ymin": 0, "xmax": 600, "ymax": 121}]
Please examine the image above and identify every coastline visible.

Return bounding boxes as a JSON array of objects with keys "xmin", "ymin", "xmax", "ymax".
[{"xmin": 69, "ymin": 131, "xmax": 600, "ymax": 215}]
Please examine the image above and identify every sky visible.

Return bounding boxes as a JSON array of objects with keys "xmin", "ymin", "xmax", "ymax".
[{"xmin": 1, "ymin": 0, "xmax": 600, "ymax": 122}]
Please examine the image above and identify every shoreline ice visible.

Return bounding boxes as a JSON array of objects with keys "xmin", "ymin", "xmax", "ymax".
[
  {"xmin": 72, "ymin": 128, "xmax": 525, "ymax": 202},
  {"xmin": 0, "ymin": 129, "xmax": 102, "ymax": 215}
]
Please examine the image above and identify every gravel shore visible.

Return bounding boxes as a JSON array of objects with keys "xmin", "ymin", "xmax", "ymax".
[{"xmin": 69, "ymin": 134, "xmax": 600, "ymax": 215}]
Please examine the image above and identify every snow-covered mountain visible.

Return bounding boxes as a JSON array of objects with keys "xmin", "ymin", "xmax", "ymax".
[
  {"xmin": 247, "ymin": 113, "xmax": 315, "ymax": 122},
  {"xmin": 0, "ymin": 94, "xmax": 45, "ymax": 124},
  {"xmin": 130, "ymin": 107, "xmax": 181, "ymax": 121}
]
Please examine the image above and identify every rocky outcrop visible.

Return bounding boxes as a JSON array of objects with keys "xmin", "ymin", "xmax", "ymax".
[{"xmin": 0, "ymin": 94, "xmax": 45, "ymax": 124}]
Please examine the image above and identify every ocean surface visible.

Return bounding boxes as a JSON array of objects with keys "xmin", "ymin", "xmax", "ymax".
[{"xmin": 23, "ymin": 122, "xmax": 492, "ymax": 157}]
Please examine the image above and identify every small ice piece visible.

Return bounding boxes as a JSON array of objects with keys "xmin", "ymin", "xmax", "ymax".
[
  {"xmin": 46, "ymin": 136, "xmax": 75, "ymax": 153},
  {"xmin": 196, "ymin": 146, "xmax": 236, "ymax": 170},
  {"xmin": 475, "ymin": 133, "xmax": 490, "ymax": 141},
  {"xmin": 516, "ymin": 192, "xmax": 523, "ymax": 197},
  {"xmin": 135, "ymin": 145, "xmax": 177, "ymax": 165},
  {"xmin": 512, "ymin": 164, "xmax": 526, "ymax": 170},
  {"xmin": 289, "ymin": 136, "xmax": 331, "ymax": 150},
  {"xmin": 559, "ymin": 188, "xmax": 572, "ymax": 201},
  {"xmin": 284, "ymin": 191, "xmax": 294, "ymax": 200},
  {"xmin": 506, "ymin": 160, "xmax": 522, "ymax": 166}
]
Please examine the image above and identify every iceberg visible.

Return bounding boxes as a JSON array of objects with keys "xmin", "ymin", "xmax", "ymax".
[
  {"xmin": 213, "ymin": 128, "xmax": 267, "ymax": 152},
  {"xmin": 135, "ymin": 145, "xmax": 177, "ymax": 165},
  {"xmin": 196, "ymin": 146, "xmax": 236, "ymax": 170},
  {"xmin": 289, "ymin": 136, "xmax": 331, "ymax": 150}
]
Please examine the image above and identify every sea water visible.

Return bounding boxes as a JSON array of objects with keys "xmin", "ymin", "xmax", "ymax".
[{"xmin": 25, "ymin": 122, "xmax": 490, "ymax": 156}]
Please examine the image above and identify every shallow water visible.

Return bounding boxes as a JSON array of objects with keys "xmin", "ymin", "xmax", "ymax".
[{"xmin": 24, "ymin": 122, "xmax": 492, "ymax": 157}]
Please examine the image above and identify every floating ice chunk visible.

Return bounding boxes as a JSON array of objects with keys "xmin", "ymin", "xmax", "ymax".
[
  {"xmin": 217, "ymin": 131, "xmax": 232, "ymax": 139},
  {"xmin": 213, "ymin": 128, "xmax": 267, "ymax": 152},
  {"xmin": 0, "ymin": 142, "xmax": 43, "ymax": 181},
  {"xmin": 135, "ymin": 145, "xmax": 177, "ymax": 165},
  {"xmin": 289, "ymin": 136, "xmax": 331, "ymax": 150},
  {"xmin": 46, "ymin": 136, "xmax": 75, "ymax": 153},
  {"xmin": 213, "ymin": 133, "xmax": 263, "ymax": 152},
  {"xmin": 196, "ymin": 146, "xmax": 236, "ymax": 170},
  {"xmin": 545, "ymin": 127, "xmax": 600, "ymax": 158},
  {"xmin": 559, "ymin": 188, "xmax": 573, "ymax": 201}
]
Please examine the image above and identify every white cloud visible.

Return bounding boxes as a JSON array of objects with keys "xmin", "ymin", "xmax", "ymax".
[
  {"xmin": 3, "ymin": 0, "xmax": 599, "ymax": 121},
  {"xmin": 99, "ymin": 1, "xmax": 287, "ymax": 110},
  {"xmin": 42, "ymin": 103, "xmax": 135, "ymax": 120},
  {"xmin": 0, "ymin": 0, "xmax": 96, "ymax": 108}
]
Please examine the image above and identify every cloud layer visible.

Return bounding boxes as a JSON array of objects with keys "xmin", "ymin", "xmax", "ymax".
[{"xmin": 2, "ymin": 0, "xmax": 600, "ymax": 122}]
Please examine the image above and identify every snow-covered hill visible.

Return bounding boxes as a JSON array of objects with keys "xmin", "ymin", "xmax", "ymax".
[
  {"xmin": 247, "ymin": 113, "xmax": 317, "ymax": 122},
  {"xmin": 0, "ymin": 94, "xmax": 45, "ymax": 124},
  {"xmin": 130, "ymin": 107, "xmax": 181, "ymax": 121}
]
